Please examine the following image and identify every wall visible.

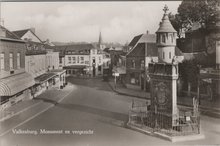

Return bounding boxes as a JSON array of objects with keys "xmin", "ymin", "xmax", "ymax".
[
  {"xmin": 0, "ymin": 40, "xmax": 26, "ymax": 79},
  {"xmin": 46, "ymin": 51, "xmax": 59, "ymax": 70},
  {"xmin": 25, "ymin": 54, "xmax": 47, "ymax": 78},
  {"xmin": 64, "ymin": 55, "xmax": 90, "ymax": 66}
]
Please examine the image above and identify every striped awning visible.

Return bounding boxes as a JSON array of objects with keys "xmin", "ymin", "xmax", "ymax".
[{"xmin": 0, "ymin": 72, "xmax": 35, "ymax": 96}]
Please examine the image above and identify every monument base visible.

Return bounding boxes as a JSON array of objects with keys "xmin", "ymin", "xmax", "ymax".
[{"xmin": 127, "ymin": 122, "xmax": 205, "ymax": 142}]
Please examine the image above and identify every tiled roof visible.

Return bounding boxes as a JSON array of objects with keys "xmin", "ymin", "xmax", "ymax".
[
  {"xmin": 0, "ymin": 25, "xmax": 21, "ymax": 40},
  {"xmin": 128, "ymin": 34, "xmax": 143, "ymax": 47}
]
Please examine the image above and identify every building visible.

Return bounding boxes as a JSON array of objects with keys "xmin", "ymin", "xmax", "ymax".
[
  {"xmin": 55, "ymin": 43, "xmax": 105, "ymax": 77},
  {"xmin": 126, "ymin": 33, "xmax": 157, "ymax": 90},
  {"xmin": 13, "ymin": 28, "xmax": 66, "ymax": 97},
  {"xmin": 0, "ymin": 26, "xmax": 35, "ymax": 110}
]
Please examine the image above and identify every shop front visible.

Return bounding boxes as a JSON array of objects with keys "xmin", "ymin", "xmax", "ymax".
[
  {"xmin": 0, "ymin": 72, "xmax": 35, "ymax": 110},
  {"xmin": 33, "ymin": 72, "xmax": 56, "ymax": 97}
]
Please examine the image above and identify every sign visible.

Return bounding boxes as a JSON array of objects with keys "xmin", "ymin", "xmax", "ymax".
[{"xmin": 112, "ymin": 73, "xmax": 119, "ymax": 76}]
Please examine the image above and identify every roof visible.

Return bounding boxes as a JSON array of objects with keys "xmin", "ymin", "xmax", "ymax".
[
  {"xmin": 127, "ymin": 33, "xmax": 156, "ymax": 56},
  {"xmin": 127, "ymin": 43, "xmax": 146, "ymax": 57},
  {"xmin": 63, "ymin": 65, "xmax": 87, "ymax": 69},
  {"xmin": 128, "ymin": 34, "xmax": 143, "ymax": 47},
  {"xmin": 0, "ymin": 25, "xmax": 21, "ymax": 40},
  {"xmin": 35, "ymin": 72, "xmax": 56, "ymax": 84},
  {"xmin": 65, "ymin": 44, "xmax": 95, "ymax": 51},
  {"xmin": 12, "ymin": 29, "xmax": 29, "ymax": 38},
  {"xmin": 12, "ymin": 28, "xmax": 43, "ymax": 42},
  {"xmin": 156, "ymin": 6, "xmax": 176, "ymax": 33},
  {"xmin": 138, "ymin": 34, "xmax": 156, "ymax": 43}
]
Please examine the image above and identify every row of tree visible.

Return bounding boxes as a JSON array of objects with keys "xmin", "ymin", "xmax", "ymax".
[
  {"xmin": 169, "ymin": 0, "xmax": 219, "ymax": 38},
  {"xmin": 170, "ymin": 0, "xmax": 219, "ymax": 97}
]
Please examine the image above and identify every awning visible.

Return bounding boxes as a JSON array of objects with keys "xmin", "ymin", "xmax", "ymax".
[
  {"xmin": 0, "ymin": 72, "xmax": 35, "ymax": 96},
  {"xmin": 63, "ymin": 65, "xmax": 87, "ymax": 69},
  {"xmin": 35, "ymin": 72, "xmax": 56, "ymax": 84}
]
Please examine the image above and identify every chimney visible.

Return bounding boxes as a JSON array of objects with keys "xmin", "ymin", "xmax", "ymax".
[{"xmin": 30, "ymin": 27, "xmax": 35, "ymax": 34}]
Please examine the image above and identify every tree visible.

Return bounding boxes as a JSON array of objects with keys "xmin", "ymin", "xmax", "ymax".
[
  {"xmin": 170, "ymin": 0, "xmax": 220, "ymax": 34},
  {"xmin": 179, "ymin": 59, "xmax": 199, "ymax": 96},
  {"xmin": 169, "ymin": 13, "xmax": 183, "ymax": 38}
]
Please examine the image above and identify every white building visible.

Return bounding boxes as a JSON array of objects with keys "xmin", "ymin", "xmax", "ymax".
[{"xmin": 60, "ymin": 43, "xmax": 105, "ymax": 77}]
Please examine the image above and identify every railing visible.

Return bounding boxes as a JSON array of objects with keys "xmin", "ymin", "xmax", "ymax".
[{"xmin": 128, "ymin": 105, "xmax": 200, "ymax": 137}]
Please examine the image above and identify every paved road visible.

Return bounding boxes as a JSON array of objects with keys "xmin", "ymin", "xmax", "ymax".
[{"xmin": 1, "ymin": 77, "xmax": 220, "ymax": 146}]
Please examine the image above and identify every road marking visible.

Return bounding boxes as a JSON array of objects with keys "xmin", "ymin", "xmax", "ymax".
[{"xmin": 0, "ymin": 85, "xmax": 74, "ymax": 137}]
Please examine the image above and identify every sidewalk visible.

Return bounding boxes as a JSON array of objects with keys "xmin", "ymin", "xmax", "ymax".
[
  {"xmin": 108, "ymin": 80, "xmax": 220, "ymax": 118},
  {"xmin": 108, "ymin": 80, "xmax": 150, "ymax": 99},
  {"xmin": 0, "ymin": 84, "xmax": 74, "ymax": 122}
]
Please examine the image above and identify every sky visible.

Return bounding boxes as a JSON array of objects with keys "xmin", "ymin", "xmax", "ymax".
[{"xmin": 1, "ymin": 1, "xmax": 182, "ymax": 44}]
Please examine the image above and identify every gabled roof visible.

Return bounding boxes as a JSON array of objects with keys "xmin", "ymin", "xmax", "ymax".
[
  {"xmin": 128, "ymin": 34, "xmax": 143, "ymax": 47},
  {"xmin": 127, "ymin": 43, "xmax": 146, "ymax": 57},
  {"xmin": 0, "ymin": 25, "xmax": 21, "ymax": 40},
  {"xmin": 12, "ymin": 28, "xmax": 43, "ymax": 42},
  {"xmin": 127, "ymin": 33, "xmax": 156, "ymax": 56},
  {"xmin": 12, "ymin": 29, "xmax": 29, "ymax": 38}
]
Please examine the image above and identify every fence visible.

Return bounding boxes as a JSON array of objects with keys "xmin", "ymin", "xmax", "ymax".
[{"xmin": 128, "ymin": 103, "xmax": 200, "ymax": 137}]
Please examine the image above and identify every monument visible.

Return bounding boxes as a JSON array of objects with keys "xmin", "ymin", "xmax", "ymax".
[
  {"xmin": 127, "ymin": 5, "xmax": 203, "ymax": 142},
  {"xmin": 148, "ymin": 5, "xmax": 179, "ymax": 129}
]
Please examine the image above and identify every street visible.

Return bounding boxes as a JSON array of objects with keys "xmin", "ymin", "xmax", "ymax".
[{"xmin": 1, "ymin": 77, "xmax": 220, "ymax": 146}]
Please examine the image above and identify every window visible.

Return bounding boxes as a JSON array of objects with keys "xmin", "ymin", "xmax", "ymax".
[
  {"xmin": 80, "ymin": 57, "xmax": 84, "ymax": 64},
  {"xmin": 162, "ymin": 52, "xmax": 165, "ymax": 59},
  {"xmin": 98, "ymin": 65, "xmax": 101, "ymax": 71},
  {"xmin": 85, "ymin": 61, "xmax": 89, "ymax": 65},
  {"xmin": 77, "ymin": 56, "xmax": 80, "ymax": 63},
  {"xmin": 99, "ymin": 56, "xmax": 101, "ymax": 63},
  {"xmin": 141, "ymin": 60, "xmax": 145, "ymax": 69},
  {"xmin": 162, "ymin": 34, "xmax": 166, "ymax": 43},
  {"xmin": 0, "ymin": 53, "xmax": 5, "ymax": 70},
  {"xmin": 68, "ymin": 57, "xmax": 71, "ymax": 64},
  {"xmin": 17, "ymin": 52, "xmax": 21, "ymax": 69},
  {"xmin": 9, "ymin": 53, "xmax": 14, "ymax": 70},
  {"xmin": 169, "ymin": 52, "xmax": 171, "ymax": 59},
  {"xmin": 72, "ymin": 57, "xmax": 76, "ymax": 63},
  {"xmin": 59, "ymin": 58, "xmax": 62, "ymax": 64},
  {"xmin": 131, "ymin": 60, "xmax": 135, "ymax": 68}
]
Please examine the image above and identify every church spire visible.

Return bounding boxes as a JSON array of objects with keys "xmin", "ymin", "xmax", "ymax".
[{"xmin": 98, "ymin": 31, "xmax": 103, "ymax": 45}]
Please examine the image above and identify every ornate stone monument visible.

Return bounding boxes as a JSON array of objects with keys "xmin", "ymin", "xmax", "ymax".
[{"xmin": 148, "ymin": 5, "xmax": 179, "ymax": 129}]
